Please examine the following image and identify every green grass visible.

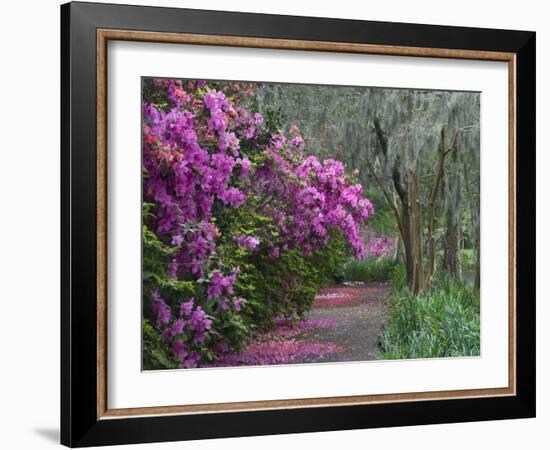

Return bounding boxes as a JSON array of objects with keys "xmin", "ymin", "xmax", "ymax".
[
  {"xmin": 379, "ymin": 275, "xmax": 480, "ymax": 359},
  {"xmin": 342, "ymin": 258, "xmax": 398, "ymax": 282},
  {"xmin": 460, "ymin": 248, "xmax": 476, "ymax": 270}
]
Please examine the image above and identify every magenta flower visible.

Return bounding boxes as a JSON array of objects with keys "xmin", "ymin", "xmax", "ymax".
[
  {"xmin": 218, "ymin": 297, "xmax": 230, "ymax": 311},
  {"xmin": 253, "ymin": 112, "xmax": 263, "ymax": 124},
  {"xmin": 218, "ymin": 187, "xmax": 246, "ymax": 207},
  {"xmin": 179, "ymin": 298, "xmax": 194, "ymax": 317},
  {"xmin": 151, "ymin": 289, "xmax": 171, "ymax": 325},
  {"xmin": 238, "ymin": 158, "xmax": 251, "ymax": 177},
  {"xmin": 270, "ymin": 132, "xmax": 286, "ymax": 149},
  {"xmin": 189, "ymin": 307, "xmax": 205, "ymax": 326},
  {"xmin": 368, "ymin": 236, "xmax": 396, "ymax": 257},
  {"xmin": 235, "ymin": 235, "xmax": 260, "ymax": 250},
  {"xmin": 171, "ymin": 234, "xmax": 184, "ymax": 246},
  {"xmin": 171, "ymin": 319, "xmax": 185, "ymax": 336},
  {"xmin": 183, "ymin": 352, "xmax": 200, "ymax": 368},
  {"xmin": 233, "ymin": 297, "xmax": 245, "ymax": 312},
  {"xmin": 172, "ymin": 340, "xmax": 187, "ymax": 362},
  {"xmin": 207, "ymin": 270, "xmax": 237, "ymax": 299},
  {"xmin": 290, "ymin": 135, "xmax": 305, "ymax": 148}
]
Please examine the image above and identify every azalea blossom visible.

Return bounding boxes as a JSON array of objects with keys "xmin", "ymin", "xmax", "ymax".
[{"xmin": 143, "ymin": 78, "xmax": 375, "ymax": 368}]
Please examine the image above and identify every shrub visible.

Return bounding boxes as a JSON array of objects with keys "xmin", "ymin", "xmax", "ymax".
[
  {"xmin": 380, "ymin": 276, "xmax": 480, "ymax": 359},
  {"xmin": 141, "ymin": 78, "xmax": 374, "ymax": 369}
]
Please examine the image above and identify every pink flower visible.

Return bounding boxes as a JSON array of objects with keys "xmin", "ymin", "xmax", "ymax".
[
  {"xmin": 218, "ymin": 187, "xmax": 246, "ymax": 207},
  {"xmin": 235, "ymin": 235, "xmax": 260, "ymax": 250},
  {"xmin": 179, "ymin": 298, "xmax": 194, "ymax": 317},
  {"xmin": 289, "ymin": 125, "xmax": 300, "ymax": 134},
  {"xmin": 239, "ymin": 158, "xmax": 251, "ymax": 177},
  {"xmin": 253, "ymin": 112, "xmax": 263, "ymax": 124},
  {"xmin": 151, "ymin": 289, "xmax": 171, "ymax": 325},
  {"xmin": 233, "ymin": 297, "xmax": 245, "ymax": 312}
]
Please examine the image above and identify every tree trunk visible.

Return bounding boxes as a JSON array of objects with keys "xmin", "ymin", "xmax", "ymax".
[
  {"xmin": 443, "ymin": 216, "xmax": 460, "ymax": 279},
  {"xmin": 462, "ymin": 154, "xmax": 480, "ymax": 290},
  {"xmin": 393, "ymin": 235, "xmax": 400, "ymax": 262},
  {"xmin": 443, "ymin": 134, "xmax": 462, "ymax": 281},
  {"xmin": 424, "ymin": 128, "xmax": 447, "ymax": 291},
  {"xmin": 401, "ymin": 202, "xmax": 415, "ymax": 290},
  {"xmin": 407, "ymin": 171, "xmax": 424, "ymax": 296}
]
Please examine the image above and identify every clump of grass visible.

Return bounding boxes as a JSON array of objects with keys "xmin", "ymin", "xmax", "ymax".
[
  {"xmin": 389, "ymin": 263, "xmax": 407, "ymax": 292},
  {"xmin": 342, "ymin": 258, "xmax": 398, "ymax": 282},
  {"xmin": 380, "ymin": 276, "xmax": 480, "ymax": 359}
]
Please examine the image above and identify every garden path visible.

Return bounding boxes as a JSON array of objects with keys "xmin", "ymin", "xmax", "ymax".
[
  {"xmin": 209, "ymin": 281, "xmax": 391, "ymax": 366},
  {"xmin": 290, "ymin": 282, "xmax": 391, "ymax": 364}
]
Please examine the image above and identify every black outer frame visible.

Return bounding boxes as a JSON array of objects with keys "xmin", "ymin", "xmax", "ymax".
[{"xmin": 60, "ymin": 1, "xmax": 535, "ymax": 447}]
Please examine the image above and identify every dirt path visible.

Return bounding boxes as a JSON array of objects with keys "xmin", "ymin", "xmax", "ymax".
[
  {"xmin": 290, "ymin": 282, "xmax": 391, "ymax": 364},
  {"xmin": 208, "ymin": 281, "xmax": 391, "ymax": 367}
]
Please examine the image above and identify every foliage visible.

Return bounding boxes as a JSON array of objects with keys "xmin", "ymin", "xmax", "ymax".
[
  {"xmin": 460, "ymin": 248, "xmax": 476, "ymax": 270},
  {"xmin": 141, "ymin": 78, "xmax": 374, "ymax": 369},
  {"xmin": 142, "ymin": 319, "xmax": 179, "ymax": 370},
  {"xmin": 389, "ymin": 263, "xmax": 408, "ymax": 292},
  {"xmin": 380, "ymin": 275, "xmax": 480, "ymax": 359},
  {"xmin": 342, "ymin": 258, "xmax": 398, "ymax": 282},
  {"xmin": 366, "ymin": 207, "xmax": 398, "ymax": 236}
]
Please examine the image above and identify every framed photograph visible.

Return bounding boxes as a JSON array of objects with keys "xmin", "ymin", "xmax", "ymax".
[{"xmin": 61, "ymin": 1, "xmax": 535, "ymax": 447}]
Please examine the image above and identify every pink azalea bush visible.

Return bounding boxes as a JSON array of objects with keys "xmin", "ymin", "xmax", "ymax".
[
  {"xmin": 142, "ymin": 78, "xmax": 374, "ymax": 369},
  {"xmin": 368, "ymin": 236, "xmax": 397, "ymax": 257}
]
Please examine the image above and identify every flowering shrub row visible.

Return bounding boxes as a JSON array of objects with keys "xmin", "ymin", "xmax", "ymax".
[{"xmin": 142, "ymin": 78, "xmax": 374, "ymax": 369}]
